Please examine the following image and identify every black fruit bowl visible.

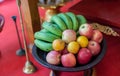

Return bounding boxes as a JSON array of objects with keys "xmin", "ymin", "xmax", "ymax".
[{"xmin": 32, "ymin": 38, "xmax": 107, "ymax": 72}]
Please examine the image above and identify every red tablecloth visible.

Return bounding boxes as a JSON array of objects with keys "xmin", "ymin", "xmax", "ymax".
[{"xmin": 0, "ymin": 0, "xmax": 120, "ymax": 76}]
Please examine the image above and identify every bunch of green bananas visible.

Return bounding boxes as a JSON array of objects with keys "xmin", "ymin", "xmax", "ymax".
[{"xmin": 34, "ymin": 12, "xmax": 87, "ymax": 52}]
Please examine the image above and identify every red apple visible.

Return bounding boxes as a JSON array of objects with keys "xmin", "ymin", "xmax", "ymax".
[
  {"xmin": 77, "ymin": 48, "xmax": 92, "ymax": 64},
  {"xmin": 61, "ymin": 47, "xmax": 69, "ymax": 55},
  {"xmin": 46, "ymin": 51, "xmax": 61, "ymax": 65},
  {"xmin": 62, "ymin": 29, "xmax": 76, "ymax": 43},
  {"xmin": 79, "ymin": 23, "xmax": 93, "ymax": 39},
  {"xmin": 61, "ymin": 53, "xmax": 76, "ymax": 67},
  {"xmin": 88, "ymin": 40, "xmax": 101, "ymax": 56},
  {"xmin": 91, "ymin": 30, "xmax": 103, "ymax": 43}
]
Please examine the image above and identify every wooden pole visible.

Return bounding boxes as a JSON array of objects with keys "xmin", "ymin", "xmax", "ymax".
[{"xmin": 20, "ymin": 0, "xmax": 41, "ymax": 44}]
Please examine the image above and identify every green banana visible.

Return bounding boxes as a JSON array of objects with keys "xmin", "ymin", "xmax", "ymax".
[
  {"xmin": 34, "ymin": 31, "xmax": 60, "ymax": 43},
  {"xmin": 42, "ymin": 21, "xmax": 62, "ymax": 37},
  {"xmin": 34, "ymin": 39, "xmax": 53, "ymax": 52},
  {"xmin": 50, "ymin": 15, "xmax": 67, "ymax": 31},
  {"xmin": 57, "ymin": 13, "xmax": 73, "ymax": 29},
  {"xmin": 65, "ymin": 12, "xmax": 79, "ymax": 32},
  {"xmin": 40, "ymin": 29, "xmax": 50, "ymax": 33},
  {"xmin": 76, "ymin": 15, "xmax": 87, "ymax": 27}
]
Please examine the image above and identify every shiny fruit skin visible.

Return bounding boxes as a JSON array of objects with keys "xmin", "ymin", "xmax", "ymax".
[
  {"xmin": 61, "ymin": 53, "xmax": 76, "ymax": 67},
  {"xmin": 62, "ymin": 29, "xmax": 76, "ymax": 43},
  {"xmin": 52, "ymin": 39, "xmax": 65, "ymax": 51},
  {"xmin": 46, "ymin": 51, "xmax": 61, "ymax": 65},
  {"xmin": 91, "ymin": 30, "xmax": 103, "ymax": 43},
  {"xmin": 67, "ymin": 41, "xmax": 80, "ymax": 54},
  {"xmin": 79, "ymin": 23, "xmax": 93, "ymax": 39},
  {"xmin": 88, "ymin": 40, "xmax": 101, "ymax": 56},
  {"xmin": 77, "ymin": 36, "xmax": 89, "ymax": 48},
  {"xmin": 77, "ymin": 48, "xmax": 92, "ymax": 64}
]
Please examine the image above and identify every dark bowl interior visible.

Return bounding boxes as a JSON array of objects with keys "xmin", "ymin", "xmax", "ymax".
[{"xmin": 32, "ymin": 38, "xmax": 107, "ymax": 72}]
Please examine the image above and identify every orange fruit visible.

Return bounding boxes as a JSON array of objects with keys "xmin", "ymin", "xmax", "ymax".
[
  {"xmin": 67, "ymin": 41, "xmax": 80, "ymax": 54},
  {"xmin": 52, "ymin": 39, "xmax": 65, "ymax": 51},
  {"xmin": 77, "ymin": 36, "xmax": 89, "ymax": 48}
]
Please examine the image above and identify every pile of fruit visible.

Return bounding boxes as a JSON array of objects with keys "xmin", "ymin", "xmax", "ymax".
[{"xmin": 34, "ymin": 12, "xmax": 103, "ymax": 68}]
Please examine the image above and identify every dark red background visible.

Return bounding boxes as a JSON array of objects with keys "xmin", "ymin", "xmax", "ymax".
[{"xmin": 0, "ymin": 0, "xmax": 120, "ymax": 76}]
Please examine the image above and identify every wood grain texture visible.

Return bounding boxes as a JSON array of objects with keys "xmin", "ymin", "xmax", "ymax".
[{"xmin": 21, "ymin": 0, "xmax": 41, "ymax": 44}]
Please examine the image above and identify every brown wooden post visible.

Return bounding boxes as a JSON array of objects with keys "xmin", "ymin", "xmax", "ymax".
[{"xmin": 20, "ymin": 0, "xmax": 41, "ymax": 44}]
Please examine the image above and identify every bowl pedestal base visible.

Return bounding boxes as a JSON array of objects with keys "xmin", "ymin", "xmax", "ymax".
[{"xmin": 50, "ymin": 68, "xmax": 96, "ymax": 76}]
